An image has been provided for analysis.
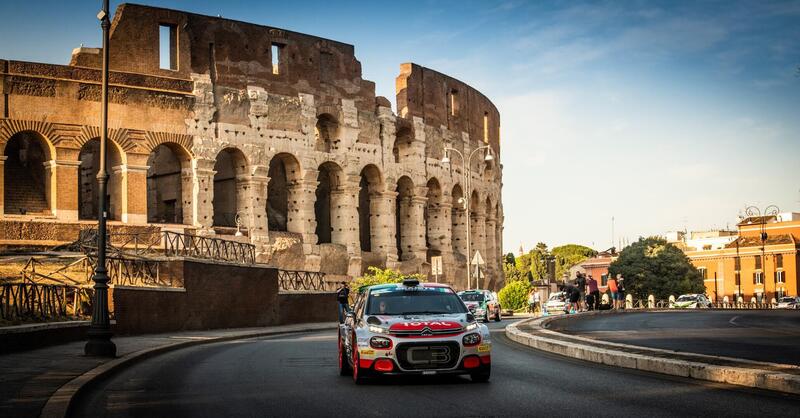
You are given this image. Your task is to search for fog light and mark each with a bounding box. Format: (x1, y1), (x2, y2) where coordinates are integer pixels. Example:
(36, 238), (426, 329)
(462, 333), (481, 347)
(374, 358), (394, 372)
(463, 356), (480, 369)
(370, 336), (392, 349)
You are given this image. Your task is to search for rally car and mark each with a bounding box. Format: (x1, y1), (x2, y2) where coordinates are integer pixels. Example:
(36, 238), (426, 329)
(457, 289), (502, 322)
(338, 279), (492, 384)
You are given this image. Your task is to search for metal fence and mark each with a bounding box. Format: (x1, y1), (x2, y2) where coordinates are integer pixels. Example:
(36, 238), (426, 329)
(163, 231), (256, 264)
(0, 282), (92, 320)
(278, 270), (335, 291)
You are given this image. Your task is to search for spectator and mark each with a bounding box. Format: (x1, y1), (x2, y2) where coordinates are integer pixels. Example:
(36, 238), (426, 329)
(587, 275), (600, 311)
(576, 272), (587, 311)
(336, 281), (350, 323)
(617, 274), (626, 309)
(528, 289), (536, 313)
(533, 291), (541, 315)
(607, 275), (619, 310)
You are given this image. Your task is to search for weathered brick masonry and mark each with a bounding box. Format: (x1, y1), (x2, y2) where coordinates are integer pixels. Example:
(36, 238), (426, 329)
(0, 4), (504, 289)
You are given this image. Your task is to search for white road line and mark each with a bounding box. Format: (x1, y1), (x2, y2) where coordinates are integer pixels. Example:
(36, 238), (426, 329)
(729, 315), (740, 326)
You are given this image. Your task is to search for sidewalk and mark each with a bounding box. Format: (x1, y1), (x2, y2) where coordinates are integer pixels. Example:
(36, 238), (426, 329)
(0, 323), (336, 418)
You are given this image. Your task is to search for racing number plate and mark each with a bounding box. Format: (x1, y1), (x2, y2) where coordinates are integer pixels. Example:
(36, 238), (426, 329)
(407, 346), (451, 365)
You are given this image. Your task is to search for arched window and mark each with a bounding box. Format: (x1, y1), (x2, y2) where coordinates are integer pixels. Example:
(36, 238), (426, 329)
(267, 153), (302, 233)
(212, 148), (248, 228)
(358, 164), (383, 252)
(450, 184), (466, 257)
(315, 162), (343, 244)
(315, 114), (338, 153)
(395, 176), (415, 261)
(78, 138), (123, 220)
(3, 132), (52, 215)
(146, 143), (191, 224)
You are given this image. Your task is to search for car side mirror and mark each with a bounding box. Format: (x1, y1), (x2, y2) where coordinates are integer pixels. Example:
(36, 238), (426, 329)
(345, 311), (355, 319)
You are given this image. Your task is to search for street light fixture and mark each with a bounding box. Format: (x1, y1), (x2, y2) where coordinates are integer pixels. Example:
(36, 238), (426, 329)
(85, 0), (116, 357)
(744, 205), (780, 305)
(441, 144), (494, 290)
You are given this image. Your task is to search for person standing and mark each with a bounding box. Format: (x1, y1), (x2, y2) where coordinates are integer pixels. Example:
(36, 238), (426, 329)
(587, 275), (600, 311)
(336, 281), (350, 323)
(616, 274), (626, 310)
(607, 275), (619, 310)
(576, 272), (587, 312)
(533, 291), (541, 315)
(528, 288), (536, 314)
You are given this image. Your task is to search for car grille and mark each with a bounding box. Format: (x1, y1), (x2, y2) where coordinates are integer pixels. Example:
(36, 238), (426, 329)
(396, 342), (460, 370)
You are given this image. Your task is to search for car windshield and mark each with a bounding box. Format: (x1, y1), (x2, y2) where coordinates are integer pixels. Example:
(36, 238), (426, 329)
(676, 295), (697, 302)
(459, 292), (484, 302)
(549, 293), (564, 301)
(779, 297), (794, 303)
(367, 287), (467, 315)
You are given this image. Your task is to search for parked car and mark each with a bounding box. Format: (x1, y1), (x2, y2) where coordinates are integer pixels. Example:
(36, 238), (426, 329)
(339, 279), (491, 384)
(545, 292), (567, 314)
(672, 294), (711, 309)
(458, 290), (501, 322)
(776, 296), (800, 309)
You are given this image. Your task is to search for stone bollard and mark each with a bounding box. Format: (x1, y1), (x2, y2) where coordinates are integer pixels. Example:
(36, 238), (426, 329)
(723, 295), (729, 308)
(737, 296), (744, 308)
(625, 294), (633, 309)
(668, 295), (676, 308)
(647, 294), (655, 309)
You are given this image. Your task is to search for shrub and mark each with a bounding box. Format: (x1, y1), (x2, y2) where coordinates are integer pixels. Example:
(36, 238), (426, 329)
(498, 280), (532, 311)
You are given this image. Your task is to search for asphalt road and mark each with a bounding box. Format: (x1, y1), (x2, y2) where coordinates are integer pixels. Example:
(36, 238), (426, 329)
(71, 319), (799, 418)
(548, 310), (800, 365)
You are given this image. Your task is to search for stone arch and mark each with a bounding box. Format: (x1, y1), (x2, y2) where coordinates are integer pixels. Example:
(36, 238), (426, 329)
(315, 161), (344, 244)
(484, 195), (497, 289)
(425, 177), (446, 259)
(393, 126), (413, 163)
(3, 131), (55, 215)
(315, 114), (338, 153)
(146, 142), (192, 224)
(395, 175), (415, 261)
(267, 152), (302, 232)
(78, 138), (125, 221)
(212, 147), (249, 228)
(469, 189), (484, 277)
(358, 164), (383, 252)
(451, 184), (466, 257)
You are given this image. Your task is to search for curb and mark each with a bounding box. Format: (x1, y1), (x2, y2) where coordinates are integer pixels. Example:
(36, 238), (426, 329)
(506, 315), (800, 396)
(39, 322), (337, 418)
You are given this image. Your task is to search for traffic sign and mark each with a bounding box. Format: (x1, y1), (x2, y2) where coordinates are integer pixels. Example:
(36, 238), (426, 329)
(471, 250), (485, 266)
(430, 256), (443, 276)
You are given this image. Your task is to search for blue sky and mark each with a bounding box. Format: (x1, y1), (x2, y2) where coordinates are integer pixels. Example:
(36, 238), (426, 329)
(1, 1), (798, 252)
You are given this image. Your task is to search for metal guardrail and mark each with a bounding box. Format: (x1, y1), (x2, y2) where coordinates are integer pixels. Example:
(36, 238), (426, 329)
(163, 231), (256, 264)
(278, 270), (335, 291)
(0, 282), (92, 320)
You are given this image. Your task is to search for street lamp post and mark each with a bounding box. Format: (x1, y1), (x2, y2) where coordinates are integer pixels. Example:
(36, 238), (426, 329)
(85, 0), (116, 357)
(744, 205), (779, 306)
(441, 145), (493, 290)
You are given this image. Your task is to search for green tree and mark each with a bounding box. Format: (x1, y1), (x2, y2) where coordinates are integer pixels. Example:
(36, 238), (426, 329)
(608, 237), (705, 300)
(551, 244), (597, 280)
(498, 280), (532, 311)
(349, 267), (423, 292)
(502, 256), (525, 282)
(528, 242), (549, 281)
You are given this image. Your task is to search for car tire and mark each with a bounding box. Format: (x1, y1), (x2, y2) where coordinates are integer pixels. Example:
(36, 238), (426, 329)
(352, 333), (367, 384)
(494, 309), (501, 322)
(471, 366), (491, 383)
(338, 333), (352, 376)
(483, 312), (489, 323)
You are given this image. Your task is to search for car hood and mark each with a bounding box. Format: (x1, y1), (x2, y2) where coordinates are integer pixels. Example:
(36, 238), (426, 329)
(673, 301), (697, 307)
(463, 301), (483, 309)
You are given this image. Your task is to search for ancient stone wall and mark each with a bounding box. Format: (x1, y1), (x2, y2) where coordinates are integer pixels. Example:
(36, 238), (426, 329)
(0, 4), (504, 290)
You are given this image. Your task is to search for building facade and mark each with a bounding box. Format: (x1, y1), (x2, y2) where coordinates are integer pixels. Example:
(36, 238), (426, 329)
(683, 214), (799, 303)
(0, 4), (504, 289)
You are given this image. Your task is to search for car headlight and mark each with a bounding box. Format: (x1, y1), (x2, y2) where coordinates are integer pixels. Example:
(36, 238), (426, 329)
(462, 332), (481, 347)
(370, 336), (392, 349)
(465, 322), (478, 332)
(368, 325), (389, 334)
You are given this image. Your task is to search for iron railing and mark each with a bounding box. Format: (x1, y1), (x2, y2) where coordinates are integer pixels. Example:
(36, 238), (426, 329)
(82, 255), (170, 287)
(278, 270), (335, 291)
(163, 231), (256, 264)
(0, 282), (92, 320)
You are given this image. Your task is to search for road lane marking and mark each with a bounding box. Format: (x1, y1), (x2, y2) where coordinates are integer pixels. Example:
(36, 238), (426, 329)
(728, 315), (740, 326)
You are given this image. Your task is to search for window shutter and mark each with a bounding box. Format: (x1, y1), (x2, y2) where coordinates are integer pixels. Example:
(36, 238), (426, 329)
(774, 271), (777, 283)
(752, 272), (756, 284)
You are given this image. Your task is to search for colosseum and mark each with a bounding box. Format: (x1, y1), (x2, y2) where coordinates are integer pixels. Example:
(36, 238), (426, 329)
(0, 4), (504, 290)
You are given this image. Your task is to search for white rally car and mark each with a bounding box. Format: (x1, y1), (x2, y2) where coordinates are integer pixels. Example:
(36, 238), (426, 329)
(338, 279), (492, 384)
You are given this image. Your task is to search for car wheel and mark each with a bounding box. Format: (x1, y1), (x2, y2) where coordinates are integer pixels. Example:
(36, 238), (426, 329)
(352, 333), (367, 384)
(471, 366), (491, 383)
(338, 332), (352, 376)
(483, 312), (489, 323)
(494, 308), (501, 322)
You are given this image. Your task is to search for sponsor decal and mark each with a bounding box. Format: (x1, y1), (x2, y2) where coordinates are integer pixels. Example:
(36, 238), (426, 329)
(391, 321), (460, 329)
(478, 344), (491, 352)
(360, 349), (375, 355)
(406, 346), (451, 365)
